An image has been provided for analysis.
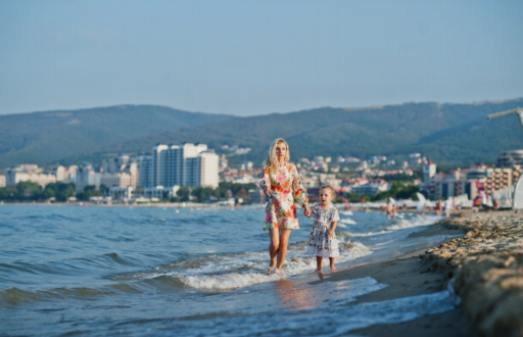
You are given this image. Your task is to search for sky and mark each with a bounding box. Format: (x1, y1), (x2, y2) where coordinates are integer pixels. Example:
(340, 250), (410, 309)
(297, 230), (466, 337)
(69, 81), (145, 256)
(0, 0), (522, 116)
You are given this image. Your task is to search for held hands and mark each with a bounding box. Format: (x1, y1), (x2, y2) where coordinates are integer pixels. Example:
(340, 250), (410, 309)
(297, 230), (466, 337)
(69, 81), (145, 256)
(303, 204), (312, 217)
(327, 229), (334, 239)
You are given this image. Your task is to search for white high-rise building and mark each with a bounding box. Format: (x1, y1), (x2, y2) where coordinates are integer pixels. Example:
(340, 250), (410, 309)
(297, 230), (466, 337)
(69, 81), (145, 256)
(200, 151), (219, 188)
(141, 143), (219, 189)
(152, 144), (169, 187)
(137, 156), (153, 188)
(129, 161), (138, 188)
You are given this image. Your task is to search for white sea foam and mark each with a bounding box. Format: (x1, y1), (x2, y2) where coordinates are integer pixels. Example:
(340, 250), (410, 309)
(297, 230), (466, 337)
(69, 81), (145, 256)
(385, 214), (441, 231)
(178, 241), (372, 291)
(349, 214), (442, 238)
(340, 217), (357, 225)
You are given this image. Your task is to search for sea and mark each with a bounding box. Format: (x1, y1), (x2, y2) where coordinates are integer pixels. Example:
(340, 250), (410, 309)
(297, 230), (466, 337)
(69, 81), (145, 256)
(1, 204), (458, 337)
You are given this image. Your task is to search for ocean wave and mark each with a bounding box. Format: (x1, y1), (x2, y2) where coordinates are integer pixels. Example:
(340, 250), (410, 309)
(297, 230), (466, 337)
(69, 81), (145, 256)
(385, 215), (442, 231)
(178, 241), (371, 291)
(348, 214), (442, 238)
(0, 286), (114, 306)
(0, 252), (139, 279)
(111, 240), (372, 292)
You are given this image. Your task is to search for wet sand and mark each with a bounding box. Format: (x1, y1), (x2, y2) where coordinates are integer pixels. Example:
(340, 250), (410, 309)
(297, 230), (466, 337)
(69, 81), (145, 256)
(320, 222), (476, 337)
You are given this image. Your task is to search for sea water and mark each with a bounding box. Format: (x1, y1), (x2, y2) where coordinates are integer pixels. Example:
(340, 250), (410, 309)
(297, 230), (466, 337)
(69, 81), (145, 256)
(0, 205), (456, 336)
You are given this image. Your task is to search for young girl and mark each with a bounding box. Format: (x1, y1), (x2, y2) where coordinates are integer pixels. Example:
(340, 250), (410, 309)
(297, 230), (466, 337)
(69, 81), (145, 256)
(308, 185), (340, 275)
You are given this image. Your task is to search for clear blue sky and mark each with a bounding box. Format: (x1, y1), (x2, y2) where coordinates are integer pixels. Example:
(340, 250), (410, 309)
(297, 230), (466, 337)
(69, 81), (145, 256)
(1, 0), (522, 116)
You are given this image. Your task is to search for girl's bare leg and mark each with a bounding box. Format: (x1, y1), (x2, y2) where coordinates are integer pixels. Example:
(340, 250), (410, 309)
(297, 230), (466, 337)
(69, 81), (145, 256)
(269, 227), (280, 271)
(276, 229), (291, 269)
(329, 257), (336, 272)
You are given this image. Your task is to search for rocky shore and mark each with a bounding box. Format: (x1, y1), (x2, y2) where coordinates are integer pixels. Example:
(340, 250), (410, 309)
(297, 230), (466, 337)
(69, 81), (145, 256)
(423, 210), (523, 337)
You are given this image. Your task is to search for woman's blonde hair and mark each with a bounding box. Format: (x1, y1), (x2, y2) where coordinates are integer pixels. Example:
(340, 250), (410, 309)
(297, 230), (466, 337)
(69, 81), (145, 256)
(266, 138), (290, 172)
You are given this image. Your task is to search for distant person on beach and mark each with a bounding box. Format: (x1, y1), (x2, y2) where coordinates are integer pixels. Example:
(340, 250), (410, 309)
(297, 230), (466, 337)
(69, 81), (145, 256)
(307, 185), (340, 277)
(385, 197), (397, 220)
(259, 138), (311, 274)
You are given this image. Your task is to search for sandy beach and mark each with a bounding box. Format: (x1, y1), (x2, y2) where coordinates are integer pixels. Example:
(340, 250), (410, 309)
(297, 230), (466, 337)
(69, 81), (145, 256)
(340, 209), (523, 337)
(424, 210), (523, 337)
(327, 245), (473, 336)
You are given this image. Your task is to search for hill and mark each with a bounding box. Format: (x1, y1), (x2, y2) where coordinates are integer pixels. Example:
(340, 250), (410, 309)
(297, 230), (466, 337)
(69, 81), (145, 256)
(0, 105), (232, 167)
(0, 98), (522, 168)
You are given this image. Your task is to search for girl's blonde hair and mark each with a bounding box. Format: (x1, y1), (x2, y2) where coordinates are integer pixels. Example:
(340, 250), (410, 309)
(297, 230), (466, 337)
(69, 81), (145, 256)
(266, 138), (290, 172)
(319, 185), (336, 199)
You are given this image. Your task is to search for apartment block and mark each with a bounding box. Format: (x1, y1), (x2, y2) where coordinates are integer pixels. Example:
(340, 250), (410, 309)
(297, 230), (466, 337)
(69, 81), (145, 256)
(141, 143), (219, 189)
(5, 164), (56, 187)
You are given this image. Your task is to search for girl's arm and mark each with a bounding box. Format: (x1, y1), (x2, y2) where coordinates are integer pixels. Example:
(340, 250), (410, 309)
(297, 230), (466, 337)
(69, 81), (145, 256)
(328, 208), (340, 238)
(328, 220), (337, 238)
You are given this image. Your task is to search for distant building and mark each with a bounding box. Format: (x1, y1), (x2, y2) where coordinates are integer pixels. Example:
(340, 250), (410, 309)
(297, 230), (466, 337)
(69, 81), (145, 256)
(351, 180), (389, 196)
(483, 168), (513, 195)
(75, 164), (100, 192)
(199, 151), (220, 188)
(110, 186), (135, 200)
(422, 162), (437, 182)
(99, 155), (138, 189)
(0, 174), (5, 187)
(139, 143), (220, 189)
(422, 166), (515, 201)
(137, 156), (153, 188)
(497, 149), (523, 168)
(55, 165), (77, 183)
(5, 164), (56, 187)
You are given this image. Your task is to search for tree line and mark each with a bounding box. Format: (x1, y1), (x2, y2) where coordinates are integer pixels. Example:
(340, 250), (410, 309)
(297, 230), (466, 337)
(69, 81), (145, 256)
(0, 181), (418, 203)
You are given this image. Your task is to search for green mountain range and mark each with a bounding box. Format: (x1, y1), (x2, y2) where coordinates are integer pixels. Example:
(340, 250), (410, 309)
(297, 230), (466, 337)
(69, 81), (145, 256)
(1, 98), (522, 169)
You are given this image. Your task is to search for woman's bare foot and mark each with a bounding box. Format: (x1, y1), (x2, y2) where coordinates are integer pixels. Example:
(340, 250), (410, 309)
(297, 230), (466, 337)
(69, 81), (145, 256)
(316, 270), (324, 280)
(275, 267), (285, 277)
(330, 266), (336, 273)
(268, 265), (276, 275)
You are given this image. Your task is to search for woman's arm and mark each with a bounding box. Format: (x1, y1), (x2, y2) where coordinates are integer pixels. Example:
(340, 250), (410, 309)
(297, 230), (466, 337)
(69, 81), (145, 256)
(258, 166), (272, 197)
(290, 164), (311, 215)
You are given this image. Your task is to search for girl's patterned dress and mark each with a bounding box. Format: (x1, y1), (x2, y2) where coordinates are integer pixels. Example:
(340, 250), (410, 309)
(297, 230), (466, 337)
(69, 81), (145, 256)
(308, 204), (340, 258)
(260, 163), (308, 230)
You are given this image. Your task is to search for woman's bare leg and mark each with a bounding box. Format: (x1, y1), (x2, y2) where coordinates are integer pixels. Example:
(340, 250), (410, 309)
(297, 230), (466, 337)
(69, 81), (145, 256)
(269, 227), (280, 271)
(276, 229), (291, 269)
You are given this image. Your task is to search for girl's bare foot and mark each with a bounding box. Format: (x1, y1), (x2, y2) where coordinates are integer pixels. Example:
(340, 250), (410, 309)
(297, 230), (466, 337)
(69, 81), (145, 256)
(268, 265), (276, 274)
(316, 270), (324, 280)
(330, 266), (336, 273)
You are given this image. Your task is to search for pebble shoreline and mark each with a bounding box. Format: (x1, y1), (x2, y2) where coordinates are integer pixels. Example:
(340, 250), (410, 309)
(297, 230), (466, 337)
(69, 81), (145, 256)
(423, 210), (523, 337)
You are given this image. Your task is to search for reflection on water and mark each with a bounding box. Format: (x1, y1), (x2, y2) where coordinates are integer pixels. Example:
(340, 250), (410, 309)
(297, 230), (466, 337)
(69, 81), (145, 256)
(275, 279), (319, 311)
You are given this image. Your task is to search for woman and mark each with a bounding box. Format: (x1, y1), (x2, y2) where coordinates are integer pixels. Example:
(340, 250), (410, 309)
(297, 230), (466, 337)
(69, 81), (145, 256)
(260, 138), (311, 274)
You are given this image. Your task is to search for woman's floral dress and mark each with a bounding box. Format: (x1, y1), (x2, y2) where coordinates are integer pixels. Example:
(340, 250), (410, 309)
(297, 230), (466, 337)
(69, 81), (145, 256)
(260, 163), (308, 230)
(308, 204), (340, 258)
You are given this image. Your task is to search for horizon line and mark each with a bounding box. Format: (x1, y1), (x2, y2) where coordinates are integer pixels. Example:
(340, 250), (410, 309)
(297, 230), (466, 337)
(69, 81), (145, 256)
(1, 95), (523, 118)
